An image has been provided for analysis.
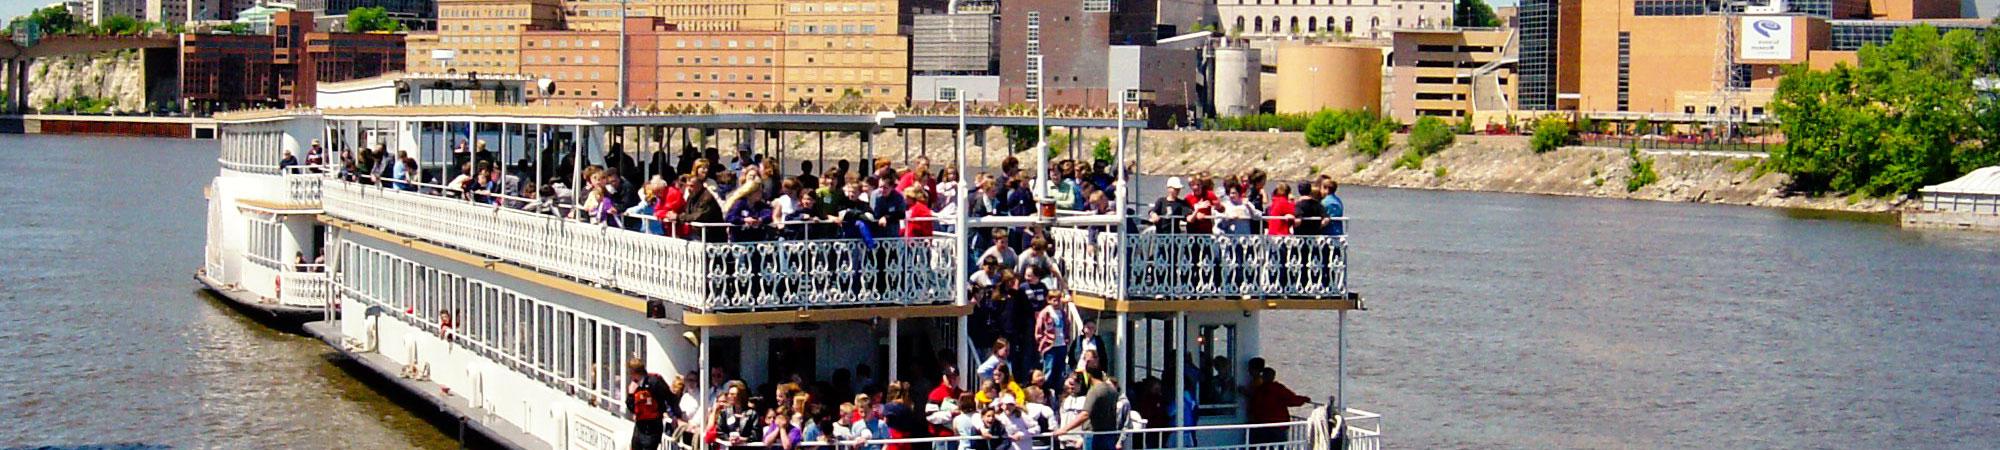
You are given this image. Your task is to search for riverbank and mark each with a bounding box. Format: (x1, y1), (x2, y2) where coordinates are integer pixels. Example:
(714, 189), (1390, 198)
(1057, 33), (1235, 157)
(780, 129), (1902, 213)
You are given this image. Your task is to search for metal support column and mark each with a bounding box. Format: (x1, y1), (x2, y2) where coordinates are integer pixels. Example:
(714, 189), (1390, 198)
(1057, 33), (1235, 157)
(1337, 310), (1346, 413)
(888, 318), (901, 385)
(1174, 311), (1187, 446)
(698, 326), (712, 450)
(954, 96), (973, 389)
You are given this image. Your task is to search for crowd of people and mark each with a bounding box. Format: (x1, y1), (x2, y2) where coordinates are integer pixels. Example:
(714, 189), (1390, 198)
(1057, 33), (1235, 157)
(314, 135), (1345, 450)
(326, 136), (1347, 246)
(621, 346), (1317, 450)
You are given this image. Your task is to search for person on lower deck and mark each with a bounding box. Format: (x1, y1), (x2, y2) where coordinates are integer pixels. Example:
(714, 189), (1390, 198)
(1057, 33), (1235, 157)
(1246, 367), (1309, 445)
(1053, 349), (1122, 450)
(628, 358), (672, 450)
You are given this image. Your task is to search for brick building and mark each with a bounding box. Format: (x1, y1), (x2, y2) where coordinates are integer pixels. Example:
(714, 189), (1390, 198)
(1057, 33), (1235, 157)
(180, 11), (406, 111)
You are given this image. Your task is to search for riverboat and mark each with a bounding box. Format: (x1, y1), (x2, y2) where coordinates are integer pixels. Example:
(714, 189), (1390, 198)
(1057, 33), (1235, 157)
(195, 73), (1379, 450)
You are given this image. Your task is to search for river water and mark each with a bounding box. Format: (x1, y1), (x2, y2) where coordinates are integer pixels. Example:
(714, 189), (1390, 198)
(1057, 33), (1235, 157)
(2, 134), (1996, 448)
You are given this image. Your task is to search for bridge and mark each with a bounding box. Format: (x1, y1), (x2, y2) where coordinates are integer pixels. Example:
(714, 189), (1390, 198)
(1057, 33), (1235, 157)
(0, 33), (181, 113)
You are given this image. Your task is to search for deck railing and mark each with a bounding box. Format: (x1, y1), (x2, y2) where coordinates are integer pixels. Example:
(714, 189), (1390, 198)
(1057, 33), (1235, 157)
(658, 407), (1379, 450)
(278, 266), (329, 308)
(1048, 226), (1348, 300)
(321, 178), (953, 312)
(283, 168), (324, 204)
(1343, 408), (1384, 450)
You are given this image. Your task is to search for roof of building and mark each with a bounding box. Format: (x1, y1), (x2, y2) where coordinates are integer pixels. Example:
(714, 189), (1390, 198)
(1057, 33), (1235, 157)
(1923, 167), (2000, 196)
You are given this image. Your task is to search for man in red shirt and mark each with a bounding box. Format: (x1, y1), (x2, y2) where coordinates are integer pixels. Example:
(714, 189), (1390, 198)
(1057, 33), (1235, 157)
(925, 364), (962, 437)
(1247, 367), (1309, 444)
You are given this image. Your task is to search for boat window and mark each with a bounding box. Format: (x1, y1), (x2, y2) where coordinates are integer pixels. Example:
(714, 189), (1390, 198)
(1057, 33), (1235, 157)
(1195, 324), (1239, 417)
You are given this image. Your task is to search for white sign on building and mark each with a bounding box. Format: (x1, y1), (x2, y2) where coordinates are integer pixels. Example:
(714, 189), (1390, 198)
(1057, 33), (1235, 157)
(1739, 16), (1793, 61)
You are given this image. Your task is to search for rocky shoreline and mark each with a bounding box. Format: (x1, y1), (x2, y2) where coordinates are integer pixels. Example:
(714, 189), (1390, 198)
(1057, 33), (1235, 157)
(776, 128), (1903, 214)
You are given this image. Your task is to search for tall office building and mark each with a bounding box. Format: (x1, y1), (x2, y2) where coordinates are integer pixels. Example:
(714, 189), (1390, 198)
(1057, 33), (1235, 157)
(406, 0), (565, 74)
(1514, 0), (1576, 110)
(1508, 0), (1980, 114)
(88, 0), (146, 24)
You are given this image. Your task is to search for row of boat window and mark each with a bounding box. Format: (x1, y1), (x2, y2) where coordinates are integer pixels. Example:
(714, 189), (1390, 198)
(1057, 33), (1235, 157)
(338, 242), (650, 415)
(220, 130), (286, 174)
(246, 216), (285, 270)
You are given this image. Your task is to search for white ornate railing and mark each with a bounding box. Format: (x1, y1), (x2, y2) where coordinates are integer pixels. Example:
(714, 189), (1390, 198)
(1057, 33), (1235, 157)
(279, 268), (329, 308)
(283, 170), (323, 204)
(321, 179), (953, 311)
(1049, 226), (1348, 300)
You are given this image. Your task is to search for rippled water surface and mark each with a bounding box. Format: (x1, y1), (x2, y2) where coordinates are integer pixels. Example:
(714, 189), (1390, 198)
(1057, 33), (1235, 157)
(0, 134), (453, 449)
(3, 133), (1998, 448)
(1265, 186), (2000, 448)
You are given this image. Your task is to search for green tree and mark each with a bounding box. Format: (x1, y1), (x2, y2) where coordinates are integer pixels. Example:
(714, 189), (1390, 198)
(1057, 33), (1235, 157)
(1351, 123), (1393, 158)
(1454, 0), (1501, 28)
(345, 6), (405, 32)
(7, 5), (81, 35)
(99, 15), (146, 35)
(1303, 110), (1345, 147)
(1407, 116), (1456, 156)
(1530, 116), (1573, 153)
(1769, 25), (1997, 196)
(1092, 137), (1114, 163)
(1626, 147), (1659, 192)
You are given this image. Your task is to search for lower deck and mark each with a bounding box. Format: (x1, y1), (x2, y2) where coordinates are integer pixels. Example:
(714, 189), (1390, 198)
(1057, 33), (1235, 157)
(315, 213), (1380, 450)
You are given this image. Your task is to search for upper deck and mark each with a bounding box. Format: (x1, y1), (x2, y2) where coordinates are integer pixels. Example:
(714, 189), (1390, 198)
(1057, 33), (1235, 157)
(217, 106), (1355, 316)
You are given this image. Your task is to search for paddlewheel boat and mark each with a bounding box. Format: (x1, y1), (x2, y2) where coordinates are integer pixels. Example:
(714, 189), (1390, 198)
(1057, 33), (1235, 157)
(196, 73), (1378, 450)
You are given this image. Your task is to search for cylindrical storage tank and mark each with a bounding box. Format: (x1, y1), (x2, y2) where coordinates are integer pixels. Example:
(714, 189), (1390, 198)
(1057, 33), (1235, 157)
(1212, 46), (1262, 117)
(1275, 44), (1383, 114)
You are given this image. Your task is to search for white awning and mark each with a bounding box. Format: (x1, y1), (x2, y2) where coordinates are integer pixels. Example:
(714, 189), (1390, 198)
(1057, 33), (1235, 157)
(1922, 166), (2000, 196)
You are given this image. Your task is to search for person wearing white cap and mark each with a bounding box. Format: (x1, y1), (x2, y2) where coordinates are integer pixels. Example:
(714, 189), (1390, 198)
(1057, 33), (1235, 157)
(1148, 177), (1194, 234)
(992, 393), (1035, 450)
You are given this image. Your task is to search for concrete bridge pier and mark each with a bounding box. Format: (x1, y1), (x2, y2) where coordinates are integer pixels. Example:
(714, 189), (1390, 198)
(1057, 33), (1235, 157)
(5, 58), (26, 113)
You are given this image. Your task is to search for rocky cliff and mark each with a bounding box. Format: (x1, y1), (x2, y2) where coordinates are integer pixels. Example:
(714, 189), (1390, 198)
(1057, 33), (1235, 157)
(27, 49), (150, 113)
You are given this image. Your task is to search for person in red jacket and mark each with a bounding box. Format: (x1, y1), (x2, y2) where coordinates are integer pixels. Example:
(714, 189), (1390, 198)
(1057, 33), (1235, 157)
(1246, 367), (1310, 444)
(654, 174), (691, 238)
(1265, 184), (1295, 236)
(902, 186), (935, 238)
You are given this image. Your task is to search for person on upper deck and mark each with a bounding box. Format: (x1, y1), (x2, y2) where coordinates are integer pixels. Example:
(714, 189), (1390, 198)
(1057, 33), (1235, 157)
(1218, 186), (1262, 235)
(797, 161), (819, 193)
(726, 182), (775, 242)
(902, 187), (935, 238)
(1266, 184), (1295, 236)
(1318, 177), (1344, 236)
(870, 173), (907, 236)
(1290, 182), (1325, 236)
(1184, 175), (1218, 234)
(680, 175), (725, 242)
(1150, 177), (1194, 234)
(306, 140), (325, 167)
(1002, 178), (1036, 217)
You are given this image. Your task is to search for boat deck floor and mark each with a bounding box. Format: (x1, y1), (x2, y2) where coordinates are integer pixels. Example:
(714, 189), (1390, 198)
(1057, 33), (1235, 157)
(302, 321), (555, 450)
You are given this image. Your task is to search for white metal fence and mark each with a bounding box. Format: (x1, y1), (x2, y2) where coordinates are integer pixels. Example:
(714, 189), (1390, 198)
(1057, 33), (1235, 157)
(321, 178), (955, 311)
(1048, 227), (1348, 300)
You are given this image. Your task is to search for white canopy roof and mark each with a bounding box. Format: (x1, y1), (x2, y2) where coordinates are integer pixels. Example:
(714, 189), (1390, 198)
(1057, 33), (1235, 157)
(1922, 166), (2000, 196)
